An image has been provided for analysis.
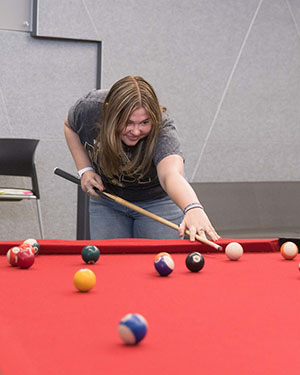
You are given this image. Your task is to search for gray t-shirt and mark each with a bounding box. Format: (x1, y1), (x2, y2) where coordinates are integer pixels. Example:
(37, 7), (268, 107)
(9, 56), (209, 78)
(68, 89), (183, 202)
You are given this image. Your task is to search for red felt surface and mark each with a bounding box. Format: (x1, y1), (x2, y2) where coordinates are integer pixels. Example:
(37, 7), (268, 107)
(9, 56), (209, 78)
(1, 248), (300, 375)
(0, 237), (279, 255)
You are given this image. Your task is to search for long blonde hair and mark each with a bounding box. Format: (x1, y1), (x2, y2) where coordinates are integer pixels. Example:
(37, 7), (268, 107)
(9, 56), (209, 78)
(96, 76), (163, 179)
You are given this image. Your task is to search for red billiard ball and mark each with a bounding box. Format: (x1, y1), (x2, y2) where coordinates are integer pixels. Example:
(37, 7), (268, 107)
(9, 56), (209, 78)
(17, 248), (35, 269)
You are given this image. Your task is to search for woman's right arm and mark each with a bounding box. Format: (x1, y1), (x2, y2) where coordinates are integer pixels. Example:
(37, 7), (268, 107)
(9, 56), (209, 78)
(64, 116), (93, 170)
(64, 116), (104, 195)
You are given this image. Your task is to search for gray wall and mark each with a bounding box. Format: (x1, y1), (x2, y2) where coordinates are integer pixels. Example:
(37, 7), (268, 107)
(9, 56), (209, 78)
(0, 0), (299, 240)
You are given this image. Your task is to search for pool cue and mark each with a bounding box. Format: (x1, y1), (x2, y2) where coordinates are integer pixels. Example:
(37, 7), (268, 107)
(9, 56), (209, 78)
(54, 168), (222, 251)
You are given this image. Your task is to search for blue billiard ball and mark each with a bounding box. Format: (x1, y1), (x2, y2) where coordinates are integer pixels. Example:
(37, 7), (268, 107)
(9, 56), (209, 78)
(118, 313), (148, 344)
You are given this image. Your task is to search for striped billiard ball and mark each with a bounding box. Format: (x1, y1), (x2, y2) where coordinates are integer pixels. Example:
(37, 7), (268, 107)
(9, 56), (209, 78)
(118, 313), (148, 345)
(154, 255), (175, 276)
(6, 247), (21, 266)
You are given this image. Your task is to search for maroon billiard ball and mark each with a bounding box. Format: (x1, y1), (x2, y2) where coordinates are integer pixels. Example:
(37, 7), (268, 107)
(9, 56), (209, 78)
(17, 248), (35, 269)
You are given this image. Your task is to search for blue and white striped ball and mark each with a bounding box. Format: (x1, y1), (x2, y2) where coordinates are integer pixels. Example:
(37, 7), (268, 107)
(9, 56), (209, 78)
(154, 255), (175, 276)
(118, 313), (148, 345)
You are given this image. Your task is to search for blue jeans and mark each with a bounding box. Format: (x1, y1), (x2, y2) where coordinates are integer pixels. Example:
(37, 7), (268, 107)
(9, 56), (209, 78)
(89, 195), (184, 240)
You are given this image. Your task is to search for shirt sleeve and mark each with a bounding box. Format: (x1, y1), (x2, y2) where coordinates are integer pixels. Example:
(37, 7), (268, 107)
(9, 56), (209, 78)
(67, 89), (108, 145)
(153, 110), (184, 166)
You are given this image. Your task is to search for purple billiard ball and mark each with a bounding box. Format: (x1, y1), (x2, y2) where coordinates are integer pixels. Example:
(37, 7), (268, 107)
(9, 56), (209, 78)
(154, 255), (174, 276)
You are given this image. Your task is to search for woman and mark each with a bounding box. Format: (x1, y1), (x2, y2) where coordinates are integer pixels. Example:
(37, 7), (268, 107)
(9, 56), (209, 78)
(64, 75), (220, 241)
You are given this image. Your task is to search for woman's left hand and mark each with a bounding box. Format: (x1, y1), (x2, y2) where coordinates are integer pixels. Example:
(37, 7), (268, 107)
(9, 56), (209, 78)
(179, 208), (220, 241)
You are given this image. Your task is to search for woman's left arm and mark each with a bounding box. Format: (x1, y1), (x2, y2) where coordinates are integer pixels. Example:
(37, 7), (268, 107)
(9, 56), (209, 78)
(157, 154), (220, 241)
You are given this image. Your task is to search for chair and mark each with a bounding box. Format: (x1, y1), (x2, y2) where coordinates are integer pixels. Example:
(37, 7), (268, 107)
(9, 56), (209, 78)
(0, 138), (44, 238)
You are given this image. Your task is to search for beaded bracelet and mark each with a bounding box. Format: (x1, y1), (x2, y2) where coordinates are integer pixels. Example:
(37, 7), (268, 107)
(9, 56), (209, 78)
(183, 202), (204, 215)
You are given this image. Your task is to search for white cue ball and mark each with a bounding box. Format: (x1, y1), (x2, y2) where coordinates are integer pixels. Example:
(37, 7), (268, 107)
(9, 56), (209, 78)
(225, 242), (244, 261)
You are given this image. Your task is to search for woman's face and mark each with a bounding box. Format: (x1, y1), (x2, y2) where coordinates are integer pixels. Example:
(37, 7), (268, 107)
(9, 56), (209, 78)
(120, 107), (152, 146)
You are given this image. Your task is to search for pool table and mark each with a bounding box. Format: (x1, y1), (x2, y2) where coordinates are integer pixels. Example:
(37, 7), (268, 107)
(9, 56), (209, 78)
(0, 237), (300, 375)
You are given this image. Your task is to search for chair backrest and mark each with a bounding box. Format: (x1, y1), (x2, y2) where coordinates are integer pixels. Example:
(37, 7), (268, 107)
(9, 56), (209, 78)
(0, 138), (40, 198)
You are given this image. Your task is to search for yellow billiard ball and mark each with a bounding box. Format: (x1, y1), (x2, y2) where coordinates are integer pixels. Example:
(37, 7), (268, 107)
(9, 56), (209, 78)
(73, 269), (96, 292)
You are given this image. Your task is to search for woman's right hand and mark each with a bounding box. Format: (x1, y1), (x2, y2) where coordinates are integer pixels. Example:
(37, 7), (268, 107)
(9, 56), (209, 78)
(81, 171), (104, 196)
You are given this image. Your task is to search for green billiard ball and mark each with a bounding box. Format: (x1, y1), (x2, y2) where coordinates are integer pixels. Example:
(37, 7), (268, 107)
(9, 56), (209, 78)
(81, 245), (100, 264)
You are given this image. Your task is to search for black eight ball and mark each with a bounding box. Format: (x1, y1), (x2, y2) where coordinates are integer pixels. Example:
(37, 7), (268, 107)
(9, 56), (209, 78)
(185, 252), (205, 272)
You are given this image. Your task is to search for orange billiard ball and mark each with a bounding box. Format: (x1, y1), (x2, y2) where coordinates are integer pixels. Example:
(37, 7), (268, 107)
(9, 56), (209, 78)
(280, 241), (298, 260)
(154, 251), (172, 262)
(22, 238), (40, 255)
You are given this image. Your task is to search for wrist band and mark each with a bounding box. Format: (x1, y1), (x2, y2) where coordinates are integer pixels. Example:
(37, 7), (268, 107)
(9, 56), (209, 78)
(183, 202), (204, 215)
(77, 167), (94, 178)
